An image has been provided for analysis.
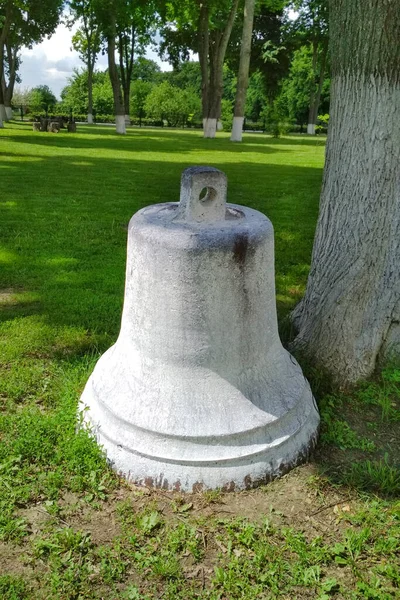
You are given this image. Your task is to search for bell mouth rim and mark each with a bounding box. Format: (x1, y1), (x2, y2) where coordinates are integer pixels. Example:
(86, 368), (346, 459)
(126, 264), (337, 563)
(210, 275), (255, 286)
(80, 381), (317, 465)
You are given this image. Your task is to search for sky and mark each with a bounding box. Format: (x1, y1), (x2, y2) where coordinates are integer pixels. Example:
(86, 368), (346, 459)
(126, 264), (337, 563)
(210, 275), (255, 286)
(17, 22), (172, 99)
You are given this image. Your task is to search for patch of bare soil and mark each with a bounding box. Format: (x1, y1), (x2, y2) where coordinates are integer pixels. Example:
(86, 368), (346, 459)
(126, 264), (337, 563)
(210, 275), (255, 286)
(0, 289), (18, 305)
(12, 463), (356, 549)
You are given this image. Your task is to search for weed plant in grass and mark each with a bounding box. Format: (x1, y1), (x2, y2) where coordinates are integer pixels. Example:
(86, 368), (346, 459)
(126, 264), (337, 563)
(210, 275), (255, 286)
(0, 123), (399, 599)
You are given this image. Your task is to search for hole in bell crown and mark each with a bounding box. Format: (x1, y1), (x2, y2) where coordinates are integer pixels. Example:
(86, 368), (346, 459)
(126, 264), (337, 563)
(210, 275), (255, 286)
(199, 186), (217, 205)
(79, 166), (320, 492)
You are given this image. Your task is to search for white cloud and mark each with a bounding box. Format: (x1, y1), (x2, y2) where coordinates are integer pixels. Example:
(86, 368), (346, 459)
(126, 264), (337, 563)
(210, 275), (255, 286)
(18, 22), (172, 99)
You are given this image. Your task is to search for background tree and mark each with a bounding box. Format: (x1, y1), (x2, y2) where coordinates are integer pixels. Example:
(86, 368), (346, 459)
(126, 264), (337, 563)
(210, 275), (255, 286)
(117, 0), (157, 123)
(276, 44), (330, 128)
(132, 56), (161, 83)
(165, 61), (202, 94)
(27, 84), (57, 114)
(92, 0), (126, 134)
(130, 79), (153, 121)
(161, 0), (240, 138)
(2, 39), (21, 120)
(290, 0), (329, 134)
(244, 70), (267, 122)
(230, 0), (256, 142)
(144, 80), (200, 127)
(68, 0), (101, 124)
(0, 0), (13, 125)
(60, 68), (114, 115)
(0, 0), (63, 125)
(292, 0), (400, 384)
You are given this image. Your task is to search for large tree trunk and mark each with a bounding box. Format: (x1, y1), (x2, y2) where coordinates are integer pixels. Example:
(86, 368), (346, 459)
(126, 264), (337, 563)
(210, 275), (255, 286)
(292, 0), (400, 385)
(107, 22), (126, 135)
(230, 0), (256, 142)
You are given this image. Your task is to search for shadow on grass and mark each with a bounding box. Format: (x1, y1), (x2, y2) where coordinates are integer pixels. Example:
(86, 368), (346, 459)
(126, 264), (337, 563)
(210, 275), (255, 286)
(1, 143), (398, 502)
(2, 125), (326, 156)
(0, 150), (321, 336)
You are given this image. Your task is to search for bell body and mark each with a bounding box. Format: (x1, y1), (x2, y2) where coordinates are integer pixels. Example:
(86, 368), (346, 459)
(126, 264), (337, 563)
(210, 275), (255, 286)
(80, 167), (319, 491)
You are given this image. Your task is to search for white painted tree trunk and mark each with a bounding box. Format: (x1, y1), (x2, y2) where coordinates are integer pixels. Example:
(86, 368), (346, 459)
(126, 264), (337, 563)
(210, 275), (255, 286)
(0, 114), (3, 128)
(231, 116), (244, 141)
(292, 0), (400, 384)
(124, 114), (130, 125)
(204, 118), (217, 138)
(115, 114), (126, 135)
(0, 103), (6, 122)
(307, 123), (316, 135)
(87, 113), (93, 124)
(217, 119), (223, 131)
(5, 106), (12, 120)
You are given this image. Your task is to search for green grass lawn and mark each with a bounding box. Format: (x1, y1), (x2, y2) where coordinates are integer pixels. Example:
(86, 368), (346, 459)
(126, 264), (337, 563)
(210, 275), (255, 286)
(0, 123), (399, 600)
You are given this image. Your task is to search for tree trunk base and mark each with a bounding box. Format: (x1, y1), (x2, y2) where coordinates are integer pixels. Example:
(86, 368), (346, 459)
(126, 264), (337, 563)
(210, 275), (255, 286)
(124, 114), (131, 125)
(87, 114), (93, 125)
(307, 123), (316, 135)
(115, 115), (127, 135)
(203, 118), (217, 138)
(5, 106), (12, 121)
(230, 116), (244, 142)
(0, 104), (7, 122)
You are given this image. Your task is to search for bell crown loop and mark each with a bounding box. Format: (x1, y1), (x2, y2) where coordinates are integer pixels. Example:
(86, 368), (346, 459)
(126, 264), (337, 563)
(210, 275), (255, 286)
(178, 166), (227, 223)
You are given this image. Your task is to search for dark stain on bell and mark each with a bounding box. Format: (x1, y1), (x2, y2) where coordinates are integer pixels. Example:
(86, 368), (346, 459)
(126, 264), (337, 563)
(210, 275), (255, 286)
(232, 232), (252, 316)
(232, 232), (249, 269)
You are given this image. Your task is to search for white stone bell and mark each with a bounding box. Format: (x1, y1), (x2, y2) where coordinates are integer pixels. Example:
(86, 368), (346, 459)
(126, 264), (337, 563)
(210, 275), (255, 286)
(80, 166), (319, 491)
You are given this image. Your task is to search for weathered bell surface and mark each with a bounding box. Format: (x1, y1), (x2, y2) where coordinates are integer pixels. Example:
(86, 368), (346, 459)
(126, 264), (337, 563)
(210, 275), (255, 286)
(80, 166), (319, 491)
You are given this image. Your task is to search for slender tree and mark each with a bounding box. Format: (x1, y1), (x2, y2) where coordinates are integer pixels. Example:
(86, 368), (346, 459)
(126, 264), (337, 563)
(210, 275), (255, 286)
(290, 0), (329, 134)
(230, 0), (256, 141)
(199, 0), (240, 137)
(69, 0), (101, 124)
(117, 1), (156, 123)
(292, 0), (400, 384)
(92, 0), (126, 133)
(3, 40), (20, 120)
(0, 0), (12, 125)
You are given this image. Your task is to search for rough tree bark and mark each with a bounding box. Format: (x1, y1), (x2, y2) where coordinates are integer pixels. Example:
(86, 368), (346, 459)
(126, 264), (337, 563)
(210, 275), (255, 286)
(198, 0), (240, 138)
(292, 0), (400, 384)
(230, 0), (256, 142)
(307, 40), (328, 135)
(107, 14), (126, 135)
